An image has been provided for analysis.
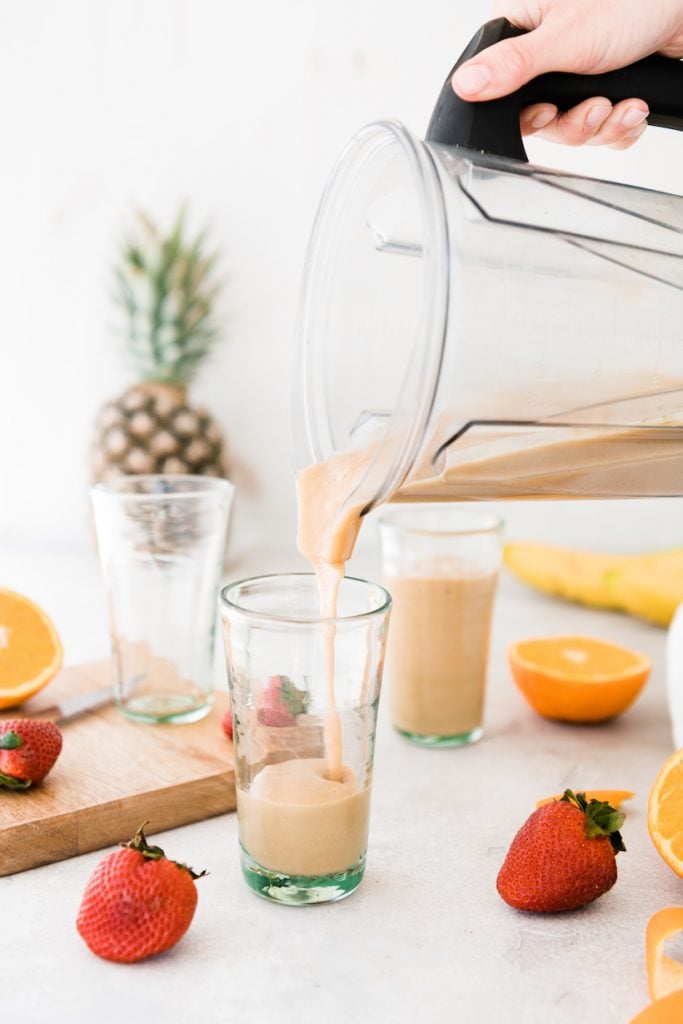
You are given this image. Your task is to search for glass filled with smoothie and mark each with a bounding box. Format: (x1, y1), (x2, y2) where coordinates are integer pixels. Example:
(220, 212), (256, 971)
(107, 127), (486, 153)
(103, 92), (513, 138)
(220, 573), (391, 905)
(378, 507), (503, 747)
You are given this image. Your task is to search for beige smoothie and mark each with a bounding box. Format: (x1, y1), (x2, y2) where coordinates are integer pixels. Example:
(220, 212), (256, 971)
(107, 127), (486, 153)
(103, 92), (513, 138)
(397, 424), (683, 501)
(238, 758), (370, 876)
(386, 563), (498, 737)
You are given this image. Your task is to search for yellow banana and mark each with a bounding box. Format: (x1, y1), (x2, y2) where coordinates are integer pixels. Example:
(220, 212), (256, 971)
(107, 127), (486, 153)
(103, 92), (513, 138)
(504, 542), (683, 627)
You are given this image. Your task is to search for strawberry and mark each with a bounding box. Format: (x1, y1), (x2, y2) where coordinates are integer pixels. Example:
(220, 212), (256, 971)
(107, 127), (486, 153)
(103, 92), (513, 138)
(77, 823), (206, 963)
(0, 719), (62, 788)
(221, 708), (233, 740)
(256, 675), (309, 728)
(496, 790), (626, 913)
(257, 702), (295, 728)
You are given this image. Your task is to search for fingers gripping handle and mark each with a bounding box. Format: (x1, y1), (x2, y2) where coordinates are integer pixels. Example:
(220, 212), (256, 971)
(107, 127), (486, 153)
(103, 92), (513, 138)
(426, 17), (683, 161)
(427, 19), (530, 160)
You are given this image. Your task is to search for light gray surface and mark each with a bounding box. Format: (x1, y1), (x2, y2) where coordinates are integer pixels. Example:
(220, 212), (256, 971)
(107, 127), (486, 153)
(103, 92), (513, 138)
(3, 508), (682, 1024)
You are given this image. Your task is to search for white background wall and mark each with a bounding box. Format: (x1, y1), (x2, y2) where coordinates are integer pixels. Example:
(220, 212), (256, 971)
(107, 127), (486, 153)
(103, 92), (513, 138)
(1, 0), (681, 567)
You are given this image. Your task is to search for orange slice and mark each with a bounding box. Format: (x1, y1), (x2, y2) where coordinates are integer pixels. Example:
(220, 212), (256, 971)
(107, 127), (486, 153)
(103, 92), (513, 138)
(646, 908), (683, 1000)
(629, 991), (683, 1024)
(536, 790), (635, 809)
(648, 750), (683, 879)
(508, 635), (652, 723)
(0, 588), (63, 708)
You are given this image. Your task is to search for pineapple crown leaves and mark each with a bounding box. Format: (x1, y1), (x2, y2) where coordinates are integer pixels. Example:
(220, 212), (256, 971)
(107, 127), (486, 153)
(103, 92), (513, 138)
(560, 790), (626, 854)
(114, 206), (223, 387)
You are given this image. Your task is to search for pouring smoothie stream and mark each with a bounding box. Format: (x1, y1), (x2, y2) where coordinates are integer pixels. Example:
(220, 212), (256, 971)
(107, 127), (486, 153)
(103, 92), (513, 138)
(296, 446), (377, 781)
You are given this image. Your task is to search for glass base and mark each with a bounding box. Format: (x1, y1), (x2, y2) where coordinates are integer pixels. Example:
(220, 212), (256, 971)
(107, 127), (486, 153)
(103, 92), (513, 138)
(117, 692), (213, 725)
(240, 845), (366, 905)
(396, 725), (483, 748)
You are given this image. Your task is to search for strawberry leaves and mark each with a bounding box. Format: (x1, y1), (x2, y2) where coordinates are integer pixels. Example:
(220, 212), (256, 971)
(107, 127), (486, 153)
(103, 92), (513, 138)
(276, 677), (310, 717)
(561, 789), (626, 854)
(0, 770), (31, 790)
(0, 730), (24, 750)
(124, 822), (208, 880)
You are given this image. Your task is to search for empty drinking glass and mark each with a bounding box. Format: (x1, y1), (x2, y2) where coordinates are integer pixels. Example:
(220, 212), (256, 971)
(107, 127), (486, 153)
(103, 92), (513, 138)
(92, 474), (234, 723)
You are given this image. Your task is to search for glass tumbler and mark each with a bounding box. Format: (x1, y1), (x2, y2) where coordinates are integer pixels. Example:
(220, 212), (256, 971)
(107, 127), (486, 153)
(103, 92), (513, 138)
(378, 507), (503, 747)
(220, 573), (391, 905)
(92, 474), (234, 724)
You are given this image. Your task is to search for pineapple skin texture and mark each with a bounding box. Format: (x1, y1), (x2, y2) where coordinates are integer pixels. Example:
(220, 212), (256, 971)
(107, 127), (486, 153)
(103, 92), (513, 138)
(91, 383), (227, 482)
(504, 542), (683, 628)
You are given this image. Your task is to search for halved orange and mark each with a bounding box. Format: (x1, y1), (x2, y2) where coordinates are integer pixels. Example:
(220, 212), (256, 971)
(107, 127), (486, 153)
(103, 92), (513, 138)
(0, 588), (63, 708)
(648, 750), (683, 879)
(646, 907), (683, 1000)
(536, 789), (635, 809)
(508, 635), (651, 723)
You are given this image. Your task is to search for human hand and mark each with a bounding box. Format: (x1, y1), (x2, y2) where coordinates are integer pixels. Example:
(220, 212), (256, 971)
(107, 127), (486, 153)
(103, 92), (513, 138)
(451, 0), (683, 148)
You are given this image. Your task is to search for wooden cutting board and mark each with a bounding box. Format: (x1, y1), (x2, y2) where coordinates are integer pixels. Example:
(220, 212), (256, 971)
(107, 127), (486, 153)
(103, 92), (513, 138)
(0, 661), (235, 876)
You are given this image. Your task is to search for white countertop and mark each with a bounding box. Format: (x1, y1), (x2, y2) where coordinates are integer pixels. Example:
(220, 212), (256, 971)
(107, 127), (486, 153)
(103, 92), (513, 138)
(3, 503), (682, 1024)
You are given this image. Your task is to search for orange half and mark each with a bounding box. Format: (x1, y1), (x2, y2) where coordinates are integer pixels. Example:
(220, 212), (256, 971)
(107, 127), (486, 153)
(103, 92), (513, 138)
(648, 750), (683, 879)
(508, 635), (652, 723)
(0, 588), (63, 708)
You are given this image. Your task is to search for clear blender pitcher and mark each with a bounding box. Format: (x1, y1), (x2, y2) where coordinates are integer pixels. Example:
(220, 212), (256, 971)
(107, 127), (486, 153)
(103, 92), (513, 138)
(292, 19), (683, 510)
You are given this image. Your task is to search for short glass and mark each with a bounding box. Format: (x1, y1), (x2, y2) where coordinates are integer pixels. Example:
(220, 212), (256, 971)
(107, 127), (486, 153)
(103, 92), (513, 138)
(220, 573), (391, 905)
(378, 507), (503, 747)
(92, 474), (234, 724)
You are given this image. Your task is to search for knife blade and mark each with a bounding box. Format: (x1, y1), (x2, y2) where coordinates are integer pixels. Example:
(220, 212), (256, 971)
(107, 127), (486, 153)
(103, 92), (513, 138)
(34, 686), (116, 726)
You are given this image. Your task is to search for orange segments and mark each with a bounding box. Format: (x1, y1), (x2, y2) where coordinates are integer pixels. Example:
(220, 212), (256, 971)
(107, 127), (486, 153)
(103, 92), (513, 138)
(536, 790), (635, 809)
(646, 908), (683, 1000)
(629, 992), (683, 1024)
(0, 588), (63, 708)
(628, 906), (683, 1022)
(648, 750), (683, 879)
(508, 635), (651, 723)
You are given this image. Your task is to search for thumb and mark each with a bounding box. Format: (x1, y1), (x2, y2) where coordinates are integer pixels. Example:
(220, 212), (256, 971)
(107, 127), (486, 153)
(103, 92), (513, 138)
(452, 28), (554, 101)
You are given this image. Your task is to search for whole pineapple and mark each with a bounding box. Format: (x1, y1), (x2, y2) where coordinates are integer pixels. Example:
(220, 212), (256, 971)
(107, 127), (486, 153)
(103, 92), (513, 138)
(91, 210), (227, 482)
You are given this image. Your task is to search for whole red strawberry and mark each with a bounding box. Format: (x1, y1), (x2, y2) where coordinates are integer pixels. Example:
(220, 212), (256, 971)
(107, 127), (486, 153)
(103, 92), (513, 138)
(256, 675), (309, 728)
(0, 719), (63, 788)
(496, 790), (626, 913)
(77, 823), (206, 963)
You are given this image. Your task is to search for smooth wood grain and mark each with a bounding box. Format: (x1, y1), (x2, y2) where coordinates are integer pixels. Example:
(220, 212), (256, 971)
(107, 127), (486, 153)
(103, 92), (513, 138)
(0, 661), (235, 876)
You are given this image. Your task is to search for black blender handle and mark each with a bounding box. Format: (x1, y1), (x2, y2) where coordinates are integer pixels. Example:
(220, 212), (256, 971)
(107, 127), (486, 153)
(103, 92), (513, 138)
(426, 17), (683, 161)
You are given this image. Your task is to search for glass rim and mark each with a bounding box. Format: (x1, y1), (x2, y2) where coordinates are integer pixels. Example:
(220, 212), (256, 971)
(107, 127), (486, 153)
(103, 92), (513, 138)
(91, 474), (235, 501)
(377, 506), (504, 538)
(219, 572), (392, 626)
